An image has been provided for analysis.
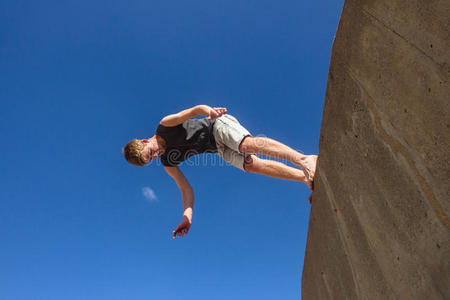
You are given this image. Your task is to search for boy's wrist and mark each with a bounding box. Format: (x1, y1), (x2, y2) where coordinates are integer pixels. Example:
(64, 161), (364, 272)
(183, 208), (193, 223)
(183, 214), (192, 223)
(195, 105), (211, 117)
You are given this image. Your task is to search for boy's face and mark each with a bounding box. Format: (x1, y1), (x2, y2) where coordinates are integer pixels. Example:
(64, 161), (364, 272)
(141, 139), (161, 164)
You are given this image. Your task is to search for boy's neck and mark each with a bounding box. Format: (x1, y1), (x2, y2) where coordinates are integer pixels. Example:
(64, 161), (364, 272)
(154, 135), (166, 151)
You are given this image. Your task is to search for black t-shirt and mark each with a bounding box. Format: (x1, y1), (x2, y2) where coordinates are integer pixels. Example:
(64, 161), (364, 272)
(155, 118), (217, 167)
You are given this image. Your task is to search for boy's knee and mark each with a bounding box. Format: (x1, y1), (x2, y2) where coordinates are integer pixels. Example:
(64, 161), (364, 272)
(243, 154), (258, 172)
(239, 135), (253, 153)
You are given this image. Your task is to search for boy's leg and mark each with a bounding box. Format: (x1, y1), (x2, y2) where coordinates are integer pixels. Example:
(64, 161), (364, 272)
(239, 136), (317, 188)
(244, 155), (313, 203)
(243, 155), (306, 182)
(212, 114), (316, 189)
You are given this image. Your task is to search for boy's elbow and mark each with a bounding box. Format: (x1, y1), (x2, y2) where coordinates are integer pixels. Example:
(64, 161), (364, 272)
(160, 114), (180, 126)
(180, 184), (193, 195)
(182, 184), (193, 193)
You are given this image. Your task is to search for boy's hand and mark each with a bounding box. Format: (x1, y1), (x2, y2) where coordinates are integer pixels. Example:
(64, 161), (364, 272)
(207, 107), (227, 120)
(172, 215), (191, 239)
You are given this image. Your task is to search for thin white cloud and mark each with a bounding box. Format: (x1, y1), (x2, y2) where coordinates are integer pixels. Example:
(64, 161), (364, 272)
(142, 187), (158, 202)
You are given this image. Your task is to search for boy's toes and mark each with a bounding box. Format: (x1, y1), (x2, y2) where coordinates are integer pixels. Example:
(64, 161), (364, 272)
(307, 179), (313, 191)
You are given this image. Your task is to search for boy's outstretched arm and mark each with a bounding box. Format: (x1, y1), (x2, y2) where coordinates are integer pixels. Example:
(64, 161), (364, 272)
(164, 166), (194, 239)
(160, 105), (227, 127)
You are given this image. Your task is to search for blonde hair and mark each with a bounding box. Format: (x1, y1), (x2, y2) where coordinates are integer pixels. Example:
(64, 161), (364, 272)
(122, 139), (147, 166)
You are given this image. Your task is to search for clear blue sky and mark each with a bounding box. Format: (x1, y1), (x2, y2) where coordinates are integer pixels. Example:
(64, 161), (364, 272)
(0, 1), (343, 299)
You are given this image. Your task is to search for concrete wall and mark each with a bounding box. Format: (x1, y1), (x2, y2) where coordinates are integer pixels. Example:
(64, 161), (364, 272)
(301, 1), (450, 299)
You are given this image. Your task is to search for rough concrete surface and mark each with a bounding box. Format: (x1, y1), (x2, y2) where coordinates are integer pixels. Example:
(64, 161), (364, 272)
(302, 0), (450, 299)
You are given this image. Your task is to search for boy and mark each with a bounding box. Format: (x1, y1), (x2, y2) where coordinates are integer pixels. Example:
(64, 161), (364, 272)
(123, 105), (317, 239)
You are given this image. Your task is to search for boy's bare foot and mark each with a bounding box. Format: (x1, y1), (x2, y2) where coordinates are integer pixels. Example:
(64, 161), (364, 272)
(298, 155), (318, 192)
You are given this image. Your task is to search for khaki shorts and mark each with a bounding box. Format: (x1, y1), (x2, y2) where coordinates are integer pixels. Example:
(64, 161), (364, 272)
(212, 114), (252, 171)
